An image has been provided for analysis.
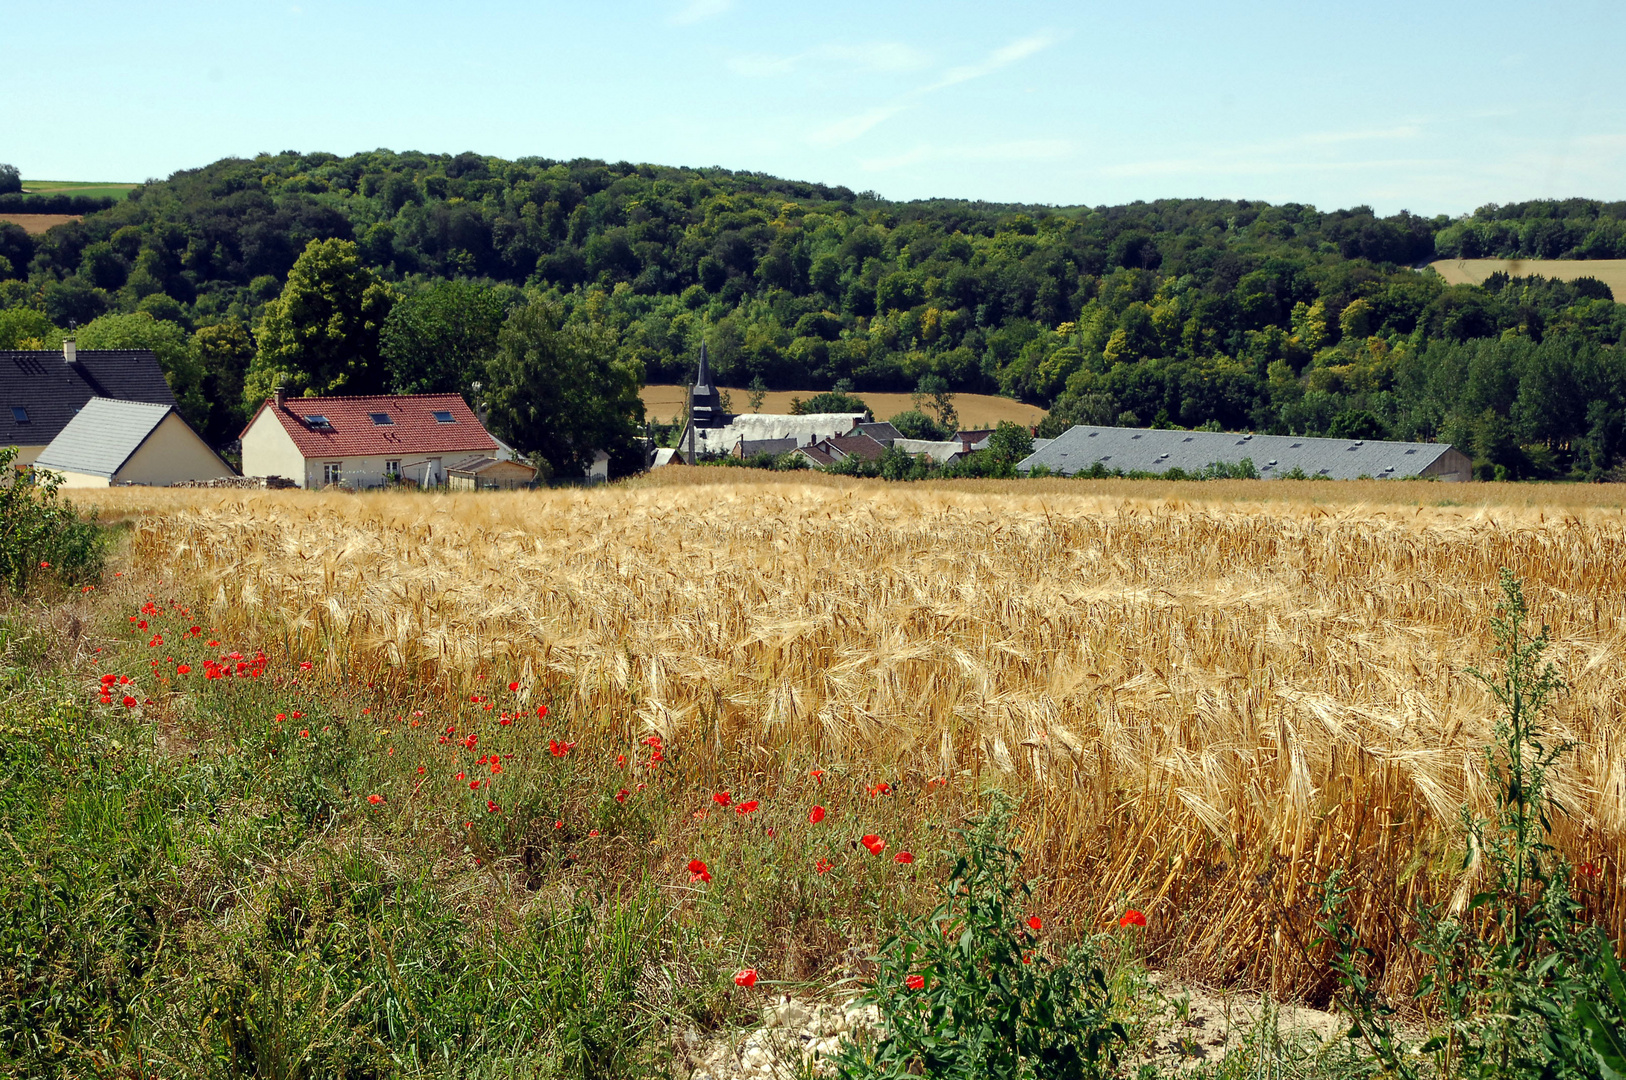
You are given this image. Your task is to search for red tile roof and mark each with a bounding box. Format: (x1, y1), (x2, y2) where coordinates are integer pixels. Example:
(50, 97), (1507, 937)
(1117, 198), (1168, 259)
(245, 393), (498, 458)
(825, 433), (888, 462)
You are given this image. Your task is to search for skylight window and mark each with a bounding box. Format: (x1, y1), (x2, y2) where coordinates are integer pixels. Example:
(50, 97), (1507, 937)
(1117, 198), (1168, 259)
(10, 406), (27, 423)
(303, 414), (331, 430)
(432, 410), (456, 424)
(369, 412), (394, 426)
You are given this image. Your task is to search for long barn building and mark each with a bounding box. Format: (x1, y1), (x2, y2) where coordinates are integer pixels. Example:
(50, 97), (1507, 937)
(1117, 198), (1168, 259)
(1018, 426), (1471, 481)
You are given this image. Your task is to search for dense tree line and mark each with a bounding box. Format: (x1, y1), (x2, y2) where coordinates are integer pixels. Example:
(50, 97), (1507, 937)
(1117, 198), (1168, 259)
(2, 149), (1625, 477)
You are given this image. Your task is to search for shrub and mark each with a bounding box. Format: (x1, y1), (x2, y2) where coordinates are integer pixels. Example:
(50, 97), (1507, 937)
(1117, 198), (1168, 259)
(0, 447), (106, 593)
(833, 800), (1127, 1080)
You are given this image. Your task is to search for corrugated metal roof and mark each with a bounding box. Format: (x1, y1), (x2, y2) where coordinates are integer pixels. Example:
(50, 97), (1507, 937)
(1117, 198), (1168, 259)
(1018, 425), (1464, 480)
(34, 398), (173, 478)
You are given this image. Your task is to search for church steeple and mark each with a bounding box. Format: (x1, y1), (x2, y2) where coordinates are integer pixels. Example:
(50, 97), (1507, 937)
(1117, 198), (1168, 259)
(689, 342), (724, 429)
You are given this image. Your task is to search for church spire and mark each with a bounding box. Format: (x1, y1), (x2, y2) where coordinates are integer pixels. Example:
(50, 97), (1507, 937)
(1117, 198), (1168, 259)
(689, 341), (724, 429)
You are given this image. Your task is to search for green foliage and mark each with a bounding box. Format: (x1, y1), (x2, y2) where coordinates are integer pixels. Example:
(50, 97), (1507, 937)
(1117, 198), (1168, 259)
(245, 238), (395, 408)
(381, 278), (513, 398)
(832, 799), (1127, 1080)
(791, 389), (870, 416)
(1321, 572), (1602, 1080)
(888, 410), (951, 441)
(984, 420), (1034, 465)
(0, 164), (19, 196)
(484, 299), (645, 478)
(1578, 934), (1626, 1080)
(0, 447), (106, 593)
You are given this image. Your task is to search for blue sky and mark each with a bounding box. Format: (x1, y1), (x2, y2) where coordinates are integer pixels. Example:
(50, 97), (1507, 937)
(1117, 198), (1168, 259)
(9, 0), (1625, 216)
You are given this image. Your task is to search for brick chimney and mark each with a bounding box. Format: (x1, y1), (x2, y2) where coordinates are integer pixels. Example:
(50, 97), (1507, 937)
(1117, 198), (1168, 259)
(63, 336), (76, 364)
(275, 383), (286, 410)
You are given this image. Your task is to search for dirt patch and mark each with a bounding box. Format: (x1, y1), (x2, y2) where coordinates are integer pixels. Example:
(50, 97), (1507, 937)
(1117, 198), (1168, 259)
(643, 385), (1047, 428)
(0, 213), (83, 235)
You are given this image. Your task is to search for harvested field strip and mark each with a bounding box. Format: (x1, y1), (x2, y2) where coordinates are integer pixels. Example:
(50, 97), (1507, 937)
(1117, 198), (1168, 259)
(1431, 257), (1626, 298)
(641, 384), (1047, 428)
(102, 478), (1626, 998)
(0, 213), (83, 235)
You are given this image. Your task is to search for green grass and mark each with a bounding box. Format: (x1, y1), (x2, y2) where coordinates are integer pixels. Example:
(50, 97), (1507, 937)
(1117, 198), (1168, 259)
(19, 179), (137, 200)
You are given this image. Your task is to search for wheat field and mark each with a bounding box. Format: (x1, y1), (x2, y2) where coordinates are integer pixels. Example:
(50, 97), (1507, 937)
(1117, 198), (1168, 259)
(93, 474), (1626, 998)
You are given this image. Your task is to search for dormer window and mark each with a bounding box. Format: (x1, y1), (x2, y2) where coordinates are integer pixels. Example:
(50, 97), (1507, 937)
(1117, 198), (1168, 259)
(432, 410), (456, 424)
(369, 412), (394, 426)
(303, 414), (332, 430)
(10, 406), (27, 423)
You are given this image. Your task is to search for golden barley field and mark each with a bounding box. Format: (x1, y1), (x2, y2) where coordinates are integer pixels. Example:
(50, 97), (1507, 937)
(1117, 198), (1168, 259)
(93, 474), (1626, 998)
(1431, 257), (1626, 297)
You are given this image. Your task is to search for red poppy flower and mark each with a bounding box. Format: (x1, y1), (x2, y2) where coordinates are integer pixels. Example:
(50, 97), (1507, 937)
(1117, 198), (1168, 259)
(416, 766), (426, 774)
(554, 820), (564, 829)
(906, 974), (925, 990)
(588, 829), (599, 837)
(367, 794), (384, 805)
(1027, 916), (1043, 931)
(809, 805), (826, 824)
(894, 851), (914, 864)
(1580, 861), (1602, 878)
(487, 800), (501, 813)
(642, 734), (662, 747)
(734, 968), (758, 988)
(815, 858), (833, 875)
(508, 681), (520, 692)
(616, 788), (630, 803)
(868, 781), (891, 797)
(536, 705), (549, 718)
(100, 673), (117, 685)
(291, 711), (303, 719)
(298, 660), (312, 671)
(121, 695), (137, 708)
(490, 760), (502, 775)
(189, 625), (201, 636)
(616, 754), (627, 768)
(687, 858), (711, 883)
(469, 781), (481, 790)
(713, 791), (732, 807)
(735, 800), (759, 815)
(299, 730), (309, 738)
(118, 675), (130, 685)
(455, 772), (466, 781)
(464, 734), (479, 750)
(861, 835), (885, 855)
(549, 739), (576, 757)
(1120, 909), (1147, 928)
(138, 620), (148, 630)
(810, 768), (825, 783)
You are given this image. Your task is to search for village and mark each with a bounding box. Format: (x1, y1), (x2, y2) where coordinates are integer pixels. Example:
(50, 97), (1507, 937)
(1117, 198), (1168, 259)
(3, 337), (1471, 490)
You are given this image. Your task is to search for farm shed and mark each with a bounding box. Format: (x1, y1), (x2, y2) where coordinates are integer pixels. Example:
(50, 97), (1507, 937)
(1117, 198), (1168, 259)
(447, 455), (538, 490)
(892, 438), (965, 465)
(1, 340), (176, 468)
(240, 390), (498, 489)
(32, 398), (234, 487)
(1018, 425), (1472, 481)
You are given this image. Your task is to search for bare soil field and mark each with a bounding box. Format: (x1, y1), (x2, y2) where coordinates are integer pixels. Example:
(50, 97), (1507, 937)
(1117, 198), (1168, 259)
(92, 472), (1626, 999)
(642, 384), (1048, 428)
(1431, 257), (1626, 297)
(0, 213), (83, 235)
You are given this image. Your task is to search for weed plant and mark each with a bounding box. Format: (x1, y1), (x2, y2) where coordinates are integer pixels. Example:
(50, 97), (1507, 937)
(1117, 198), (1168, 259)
(0, 446), (106, 592)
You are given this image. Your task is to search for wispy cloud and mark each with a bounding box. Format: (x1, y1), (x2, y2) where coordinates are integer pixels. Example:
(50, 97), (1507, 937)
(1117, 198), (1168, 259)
(924, 34), (1054, 92)
(669, 0), (732, 26)
(807, 32), (1060, 147)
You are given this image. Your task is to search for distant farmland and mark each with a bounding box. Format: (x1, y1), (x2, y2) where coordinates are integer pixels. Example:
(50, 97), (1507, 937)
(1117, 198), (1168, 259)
(0, 213), (82, 235)
(20, 179), (137, 201)
(642, 385), (1047, 428)
(1431, 257), (1626, 298)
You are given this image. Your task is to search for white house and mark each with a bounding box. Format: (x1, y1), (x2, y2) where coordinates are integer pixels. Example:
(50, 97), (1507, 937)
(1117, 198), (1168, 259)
(240, 390), (499, 489)
(33, 398), (234, 487)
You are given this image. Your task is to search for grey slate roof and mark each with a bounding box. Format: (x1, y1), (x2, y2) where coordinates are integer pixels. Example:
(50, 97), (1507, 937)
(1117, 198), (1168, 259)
(34, 398), (175, 478)
(1, 349), (175, 449)
(738, 437), (800, 457)
(855, 421), (903, 445)
(1018, 425), (1464, 480)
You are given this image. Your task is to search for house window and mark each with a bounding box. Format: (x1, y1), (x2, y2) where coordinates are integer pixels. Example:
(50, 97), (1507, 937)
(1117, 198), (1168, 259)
(323, 462), (342, 485)
(369, 412), (394, 426)
(385, 459), (400, 479)
(10, 406), (27, 423)
(432, 410), (456, 424)
(304, 414), (332, 430)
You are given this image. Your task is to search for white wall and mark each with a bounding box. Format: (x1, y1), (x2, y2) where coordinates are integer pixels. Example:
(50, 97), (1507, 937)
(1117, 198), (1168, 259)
(240, 408), (310, 486)
(115, 413), (233, 486)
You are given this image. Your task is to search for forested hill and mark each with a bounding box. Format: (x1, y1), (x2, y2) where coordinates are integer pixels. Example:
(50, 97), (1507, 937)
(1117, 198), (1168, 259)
(3, 149), (1626, 479)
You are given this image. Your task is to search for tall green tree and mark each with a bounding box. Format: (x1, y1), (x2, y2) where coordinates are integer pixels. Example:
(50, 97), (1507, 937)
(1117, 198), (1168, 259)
(77, 312), (206, 433)
(380, 279), (510, 398)
(244, 238), (394, 409)
(0, 164), (20, 196)
(193, 320), (255, 445)
(482, 300), (645, 479)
